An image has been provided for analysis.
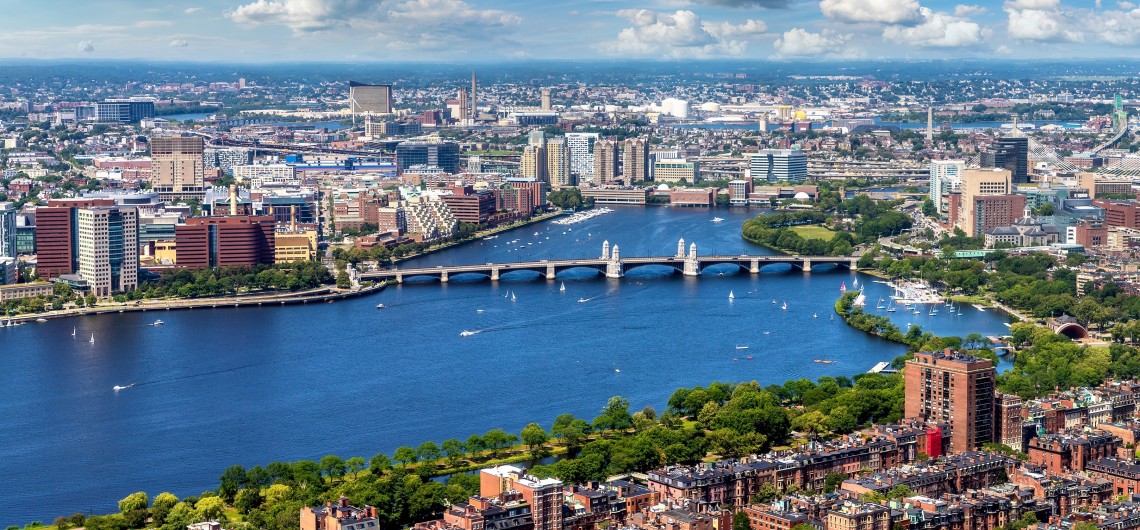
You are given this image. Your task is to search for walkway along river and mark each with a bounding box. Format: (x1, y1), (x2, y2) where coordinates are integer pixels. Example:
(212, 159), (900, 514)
(0, 206), (1015, 524)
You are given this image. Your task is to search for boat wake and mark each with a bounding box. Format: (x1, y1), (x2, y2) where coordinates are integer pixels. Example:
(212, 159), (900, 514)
(112, 362), (263, 392)
(460, 330), (482, 337)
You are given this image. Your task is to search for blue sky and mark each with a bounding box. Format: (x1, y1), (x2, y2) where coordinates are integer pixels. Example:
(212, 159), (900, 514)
(0, 0), (1133, 61)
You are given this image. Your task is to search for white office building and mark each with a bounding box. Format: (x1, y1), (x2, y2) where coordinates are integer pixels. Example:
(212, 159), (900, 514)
(750, 150), (807, 183)
(565, 132), (599, 181)
(930, 160), (965, 218)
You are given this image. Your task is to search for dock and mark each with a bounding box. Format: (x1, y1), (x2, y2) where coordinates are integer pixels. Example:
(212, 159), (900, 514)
(868, 362), (898, 374)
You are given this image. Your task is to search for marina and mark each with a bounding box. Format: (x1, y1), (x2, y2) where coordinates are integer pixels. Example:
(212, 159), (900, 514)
(552, 207), (614, 225)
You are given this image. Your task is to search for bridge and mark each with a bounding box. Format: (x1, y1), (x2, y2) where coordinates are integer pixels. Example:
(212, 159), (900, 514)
(359, 239), (858, 284)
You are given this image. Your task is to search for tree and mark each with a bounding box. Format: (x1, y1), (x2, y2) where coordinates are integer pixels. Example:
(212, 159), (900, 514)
(264, 484), (291, 507)
(442, 439), (466, 466)
(752, 482), (779, 504)
(823, 472), (846, 493)
(482, 428), (519, 457)
(466, 434), (486, 455)
(733, 512), (751, 530)
(194, 496), (226, 521)
(151, 492), (179, 525)
(593, 396), (634, 431)
(234, 488), (263, 514)
(320, 455), (348, 479)
(417, 441), (442, 463)
(394, 446), (418, 467)
(118, 491), (148, 515)
(521, 423), (550, 457)
(346, 456), (367, 479)
(218, 464), (247, 502)
(369, 452), (392, 475)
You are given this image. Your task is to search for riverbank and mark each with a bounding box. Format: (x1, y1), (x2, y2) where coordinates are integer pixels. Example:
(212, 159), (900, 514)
(4, 282), (386, 324)
(388, 210), (564, 266)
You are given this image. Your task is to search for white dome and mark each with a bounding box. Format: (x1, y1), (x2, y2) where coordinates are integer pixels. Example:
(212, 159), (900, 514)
(794, 192), (811, 200)
(657, 184), (670, 191)
(699, 102), (720, 112)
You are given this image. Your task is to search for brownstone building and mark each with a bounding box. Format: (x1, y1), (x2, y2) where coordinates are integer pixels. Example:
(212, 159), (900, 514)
(1095, 200), (1140, 228)
(301, 497), (379, 530)
(1027, 432), (1120, 474)
(826, 502), (890, 530)
(905, 350), (997, 452)
(442, 185), (496, 224)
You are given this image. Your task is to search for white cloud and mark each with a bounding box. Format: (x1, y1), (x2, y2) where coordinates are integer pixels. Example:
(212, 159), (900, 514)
(819, 0), (922, 24)
(377, 0), (521, 51)
(227, 0), (377, 32)
(185, 7), (203, 14)
(772, 27), (850, 56)
(954, 4), (987, 15)
(1092, 7), (1140, 44)
(1004, 0), (1084, 42)
(77, 40), (94, 53)
(883, 7), (983, 47)
(599, 9), (767, 58)
(169, 39), (190, 47)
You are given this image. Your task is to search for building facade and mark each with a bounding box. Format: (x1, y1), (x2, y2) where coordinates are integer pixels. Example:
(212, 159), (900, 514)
(396, 141), (461, 175)
(76, 206), (139, 296)
(622, 138), (650, 183)
(654, 159), (700, 184)
(930, 160), (965, 218)
(751, 150), (808, 183)
(151, 135), (206, 202)
(174, 216), (276, 269)
(565, 133), (599, 180)
(905, 350), (997, 452)
(546, 137), (571, 188)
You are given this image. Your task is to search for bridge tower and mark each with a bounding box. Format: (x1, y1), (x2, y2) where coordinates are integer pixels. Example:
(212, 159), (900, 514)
(676, 238), (685, 258)
(601, 240), (610, 260)
(606, 244), (623, 278)
(683, 242), (700, 276)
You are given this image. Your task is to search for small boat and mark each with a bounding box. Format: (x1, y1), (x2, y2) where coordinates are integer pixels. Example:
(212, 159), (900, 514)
(560, 282), (566, 292)
(736, 345), (749, 350)
(733, 357), (739, 361)
(533, 232), (539, 236)
(511, 293), (517, 302)
(763, 331), (770, 335)
(712, 217), (725, 223)
(876, 297), (885, 310)
(886, 300), (896, 313)
(973, 304), (987, 312)
(578, 297), (590, 303)
(728, 291), (735, 300)
(71, 327), (76, 337)
(772, 299), (777, 304)
(89, 333), (95, 344)
(781, 301), (787, 311)
(460, 330), (478, 337)
(840, 282), (846, 293)
(853, 278), (858, 288)
(376, 303), (385, 309)
(813, 313), (818, 318)
(614, 368), (620, 373)
(35, 318), (47, 323)
(745, 355), (753, 360)
(152, 320), (164, 326)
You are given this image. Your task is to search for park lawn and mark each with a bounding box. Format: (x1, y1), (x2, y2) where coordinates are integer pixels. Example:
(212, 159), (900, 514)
(790, 224), (841, 241)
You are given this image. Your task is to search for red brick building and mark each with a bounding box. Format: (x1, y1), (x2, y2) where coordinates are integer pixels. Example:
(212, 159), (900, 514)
(1027, 432), (1120, 474)
(35, 198), (116, 278)
(442, 185), (496, 224)
(905, 350), (997, 453)
(175, 216), (276, 269)
(1095, 200), (1140, 228)
(301, 497), (379, 530)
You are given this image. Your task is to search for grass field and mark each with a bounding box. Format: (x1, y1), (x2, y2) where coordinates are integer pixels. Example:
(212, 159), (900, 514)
(790, 224), (840, 240)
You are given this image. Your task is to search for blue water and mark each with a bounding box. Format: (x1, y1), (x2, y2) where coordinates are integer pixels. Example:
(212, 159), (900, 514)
(0, 206), (1013, 524)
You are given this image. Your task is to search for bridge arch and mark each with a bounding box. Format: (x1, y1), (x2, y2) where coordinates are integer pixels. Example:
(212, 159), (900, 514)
(624, 262), (684, 275)
(553, 264), (608, 277)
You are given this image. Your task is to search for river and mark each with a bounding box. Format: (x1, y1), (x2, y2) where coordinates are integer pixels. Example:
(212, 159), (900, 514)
(0, 206), (1014, 524)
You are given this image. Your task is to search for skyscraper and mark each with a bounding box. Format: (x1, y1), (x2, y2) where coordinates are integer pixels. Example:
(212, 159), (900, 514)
(593, 140), (619, 185)
(77, 206), (139, 297)
(541, 89), (552, 111)
(151, 135), (206, 202)
(565, 132), (599, 181)
(35, 198), (116, 279)
(348, 82), (393, 119)
(470, 70), (477, 123)
(395, 140), (462, 175)
(929, 160), (964, 218)
(546, 137), (571, 188)
(905, 350), (996, 452)
(982, 137), (1028, 184)
(622, 137), (649, 183)
(521, 144), (548, 183)
(750, 149), (807, 183)
(0, 202), (16, 258)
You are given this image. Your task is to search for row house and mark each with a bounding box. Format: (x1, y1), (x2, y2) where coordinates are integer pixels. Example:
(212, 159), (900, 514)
(1027, 432), (1122, 474)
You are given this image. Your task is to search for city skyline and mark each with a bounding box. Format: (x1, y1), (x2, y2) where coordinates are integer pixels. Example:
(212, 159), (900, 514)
(1, 0), (1136, 62)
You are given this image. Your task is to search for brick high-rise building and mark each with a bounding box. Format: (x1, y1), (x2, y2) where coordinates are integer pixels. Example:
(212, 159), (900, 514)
(521, 144), (547, 183)
(1094, 200), (1140, 228)
(175, 216), (276, 269)
(593, 140), (619, 185)
(905, 350), (996, 453)
(480, 466), (563, 530)
(151, 135), (206, 202)
(34, 198), (116, 279)
(546, 137), (571, 189)
(622, 138), (649, 183)
(956, 169), (1024, 237)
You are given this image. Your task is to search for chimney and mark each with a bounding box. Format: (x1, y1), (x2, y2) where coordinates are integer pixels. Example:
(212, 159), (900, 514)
(291, 204), (298, 232)
(229, 183), (238, 216)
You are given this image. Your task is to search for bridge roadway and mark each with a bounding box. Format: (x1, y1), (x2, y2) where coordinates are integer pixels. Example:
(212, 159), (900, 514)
(360, 253), (858, 283)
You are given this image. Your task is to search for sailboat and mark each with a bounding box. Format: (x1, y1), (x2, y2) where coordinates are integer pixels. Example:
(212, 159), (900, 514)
(781, 301), (787, 311)
(876, 297), (885, 310)
(728, 291), (735, 300)
(71, 327), (76, 337)
(511, 292), (517, 302)
(813, 313), (818, 318)
(853, 278), (859, 288)
(560, 282), (566, 292)
(886, 300), (897, 313)
(840, 282), (847, 293)
(929, 305), (939, 316)
(89, 333), (95, 344)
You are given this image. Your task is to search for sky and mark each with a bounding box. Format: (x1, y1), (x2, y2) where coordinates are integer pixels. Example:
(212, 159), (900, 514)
(0, 0), (1134, 62)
